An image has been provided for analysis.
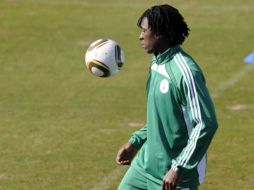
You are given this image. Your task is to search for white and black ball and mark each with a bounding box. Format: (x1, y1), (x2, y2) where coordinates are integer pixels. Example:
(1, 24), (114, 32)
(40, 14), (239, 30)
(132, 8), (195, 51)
(85, 39), (124, 77)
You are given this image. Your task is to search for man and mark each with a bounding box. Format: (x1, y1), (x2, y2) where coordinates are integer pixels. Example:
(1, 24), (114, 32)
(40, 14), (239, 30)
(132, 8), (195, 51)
(116, 4), (218, 190)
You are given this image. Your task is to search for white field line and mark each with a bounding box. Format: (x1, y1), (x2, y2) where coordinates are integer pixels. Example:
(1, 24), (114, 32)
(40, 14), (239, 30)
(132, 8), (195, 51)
(211, 65), (254, 98)
(89, 64), (253, 190)
(89, 167), (126, 190)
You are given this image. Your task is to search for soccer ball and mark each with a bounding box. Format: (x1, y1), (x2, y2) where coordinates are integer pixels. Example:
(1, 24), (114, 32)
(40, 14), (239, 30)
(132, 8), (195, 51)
(85, 38), (124, 77)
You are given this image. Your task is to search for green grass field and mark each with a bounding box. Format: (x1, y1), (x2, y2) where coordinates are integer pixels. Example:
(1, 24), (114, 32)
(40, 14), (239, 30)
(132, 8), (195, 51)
(0, 0), (253, 189)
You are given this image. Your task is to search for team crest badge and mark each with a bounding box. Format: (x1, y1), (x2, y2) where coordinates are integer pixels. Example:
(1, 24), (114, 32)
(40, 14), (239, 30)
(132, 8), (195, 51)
(160, 79), (169, 94)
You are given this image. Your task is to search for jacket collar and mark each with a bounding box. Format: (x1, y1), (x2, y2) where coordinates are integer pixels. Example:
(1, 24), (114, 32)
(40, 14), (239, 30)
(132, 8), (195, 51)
(152, 45), (181, 64)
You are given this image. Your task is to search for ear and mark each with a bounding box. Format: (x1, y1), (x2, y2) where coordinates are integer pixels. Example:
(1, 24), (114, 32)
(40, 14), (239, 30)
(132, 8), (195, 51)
(154, 33), (162, 39)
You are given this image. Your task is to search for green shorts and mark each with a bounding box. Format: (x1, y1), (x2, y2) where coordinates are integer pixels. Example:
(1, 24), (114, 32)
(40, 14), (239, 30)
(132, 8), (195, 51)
(118, 166), (198, 190)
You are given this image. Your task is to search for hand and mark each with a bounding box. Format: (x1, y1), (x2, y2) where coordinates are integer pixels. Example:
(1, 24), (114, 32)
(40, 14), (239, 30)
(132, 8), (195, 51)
(116, 143), (138, 165)
(162, 169), (181, 190)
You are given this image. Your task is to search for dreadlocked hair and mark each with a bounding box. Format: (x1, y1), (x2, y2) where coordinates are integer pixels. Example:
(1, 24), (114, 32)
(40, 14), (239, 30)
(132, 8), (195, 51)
(137, 4), (190, 46)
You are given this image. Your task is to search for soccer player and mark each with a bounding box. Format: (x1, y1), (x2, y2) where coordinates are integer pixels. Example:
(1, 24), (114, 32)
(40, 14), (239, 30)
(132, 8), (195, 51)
(116, 4), (218, 190)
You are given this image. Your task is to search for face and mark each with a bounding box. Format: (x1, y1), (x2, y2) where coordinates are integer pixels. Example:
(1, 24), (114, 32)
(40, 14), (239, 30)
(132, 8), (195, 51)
(139, 17), (160, 54)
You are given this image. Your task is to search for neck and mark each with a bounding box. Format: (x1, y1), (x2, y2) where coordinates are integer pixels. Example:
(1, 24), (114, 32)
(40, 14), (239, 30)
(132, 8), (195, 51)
(154, 39), (171, 56)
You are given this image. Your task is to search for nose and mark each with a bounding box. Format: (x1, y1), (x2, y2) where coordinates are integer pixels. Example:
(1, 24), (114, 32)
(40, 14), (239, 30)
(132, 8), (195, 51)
(139, 32), (143, 41)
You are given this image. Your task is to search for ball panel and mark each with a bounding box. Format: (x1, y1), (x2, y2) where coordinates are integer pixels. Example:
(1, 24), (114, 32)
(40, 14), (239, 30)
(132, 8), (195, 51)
(91, 67), (104, 77)
(87, 39), (108, 52)
(115, 44), (124, 68)
(86, 60), (110, 77)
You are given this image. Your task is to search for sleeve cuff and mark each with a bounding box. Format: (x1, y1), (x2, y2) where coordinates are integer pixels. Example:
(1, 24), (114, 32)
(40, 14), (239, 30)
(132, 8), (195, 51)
(171, 165), (179, 172)
(171, 160), (183, 174)
(128, 139), (141, 149)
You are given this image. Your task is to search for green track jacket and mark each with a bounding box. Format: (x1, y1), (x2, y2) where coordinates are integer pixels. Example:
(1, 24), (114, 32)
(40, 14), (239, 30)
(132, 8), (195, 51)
(129, 45), (218, 188)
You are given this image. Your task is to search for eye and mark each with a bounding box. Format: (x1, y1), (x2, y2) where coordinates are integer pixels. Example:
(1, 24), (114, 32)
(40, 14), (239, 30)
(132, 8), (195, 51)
(140, 27), (146, 32)
(141, 29), (147, 34)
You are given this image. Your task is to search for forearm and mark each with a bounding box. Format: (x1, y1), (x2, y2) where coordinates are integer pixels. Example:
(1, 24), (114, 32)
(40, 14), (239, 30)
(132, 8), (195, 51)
(171, 119), (218, 173)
